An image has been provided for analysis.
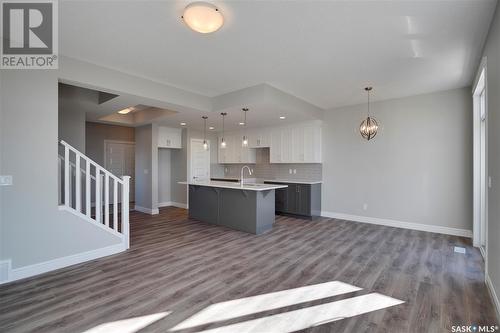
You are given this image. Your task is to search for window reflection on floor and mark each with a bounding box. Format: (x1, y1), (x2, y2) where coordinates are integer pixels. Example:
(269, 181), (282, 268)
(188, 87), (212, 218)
(171, 281), (403, 333)
(82, 312), (170, 333)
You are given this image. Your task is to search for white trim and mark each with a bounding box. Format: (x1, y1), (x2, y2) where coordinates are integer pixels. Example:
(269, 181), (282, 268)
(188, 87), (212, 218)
(321, 211), (472, 238)
(1, 243), (126, 285)
(158, 201), (188, 209)
(486, 274), (500, 322)
(134, 205), (159, 215)
(58, 205), (125, 239)
(0, 260), (12, 284)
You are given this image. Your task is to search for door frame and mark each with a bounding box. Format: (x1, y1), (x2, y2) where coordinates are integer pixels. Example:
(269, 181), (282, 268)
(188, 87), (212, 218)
(472, 57), (488, 265)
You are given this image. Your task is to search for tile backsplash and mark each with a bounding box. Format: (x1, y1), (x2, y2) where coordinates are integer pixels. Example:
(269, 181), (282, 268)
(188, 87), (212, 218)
(222, 148), (322, 181)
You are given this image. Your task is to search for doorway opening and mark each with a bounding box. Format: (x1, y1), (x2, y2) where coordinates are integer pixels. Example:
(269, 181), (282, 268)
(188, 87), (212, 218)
(473, 59), (487, 260)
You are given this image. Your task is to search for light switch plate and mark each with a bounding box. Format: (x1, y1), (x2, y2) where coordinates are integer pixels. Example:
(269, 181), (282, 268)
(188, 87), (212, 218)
(0, 175), (13, 186)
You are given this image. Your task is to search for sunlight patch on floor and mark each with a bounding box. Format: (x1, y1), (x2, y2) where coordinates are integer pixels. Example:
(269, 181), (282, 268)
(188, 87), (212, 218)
(81, 312), (171, 333)
(196, 293), (404, 333)
(171, 281), (361, 330)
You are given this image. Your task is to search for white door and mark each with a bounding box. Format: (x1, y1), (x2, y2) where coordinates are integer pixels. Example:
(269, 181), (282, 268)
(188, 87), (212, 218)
(190, 139), (210, 182)
(105, 141), (135, 202)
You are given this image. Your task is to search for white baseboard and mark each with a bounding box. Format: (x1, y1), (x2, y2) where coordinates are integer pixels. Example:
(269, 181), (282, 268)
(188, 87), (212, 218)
(134, 205), (159, 215)
(486, 274), (500, 322)
(321, 211), (473, 238)
(158, 201), (188, 209)
(0, 260), (12, 284)
(1, 243), (126, 285)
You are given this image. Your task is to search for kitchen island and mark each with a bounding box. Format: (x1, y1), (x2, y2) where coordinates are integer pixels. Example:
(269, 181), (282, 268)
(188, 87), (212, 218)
(179, 181), (287, 234)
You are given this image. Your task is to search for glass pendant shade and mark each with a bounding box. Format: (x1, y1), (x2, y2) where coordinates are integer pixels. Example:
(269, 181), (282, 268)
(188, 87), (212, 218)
(241, 108), (249, 147)
(202, 116), (209, 150)
(220, 112), (227, 149)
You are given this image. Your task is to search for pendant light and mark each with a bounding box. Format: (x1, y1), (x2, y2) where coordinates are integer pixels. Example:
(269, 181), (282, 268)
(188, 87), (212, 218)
(242, 108), (249, 147)
(220, 112), (227, 149)
(202, 116), (208, 150)
(359, 87), (379, 141)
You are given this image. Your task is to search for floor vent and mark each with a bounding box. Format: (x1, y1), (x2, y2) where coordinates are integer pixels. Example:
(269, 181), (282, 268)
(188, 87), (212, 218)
(454, 246), (466, 254)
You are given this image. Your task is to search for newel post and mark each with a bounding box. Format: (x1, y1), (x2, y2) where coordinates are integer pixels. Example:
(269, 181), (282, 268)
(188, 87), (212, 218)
(121, 176), (131, 249)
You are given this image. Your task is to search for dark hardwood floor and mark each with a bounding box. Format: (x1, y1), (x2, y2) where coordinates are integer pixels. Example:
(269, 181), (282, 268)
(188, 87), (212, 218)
(0, 207), (497, 332)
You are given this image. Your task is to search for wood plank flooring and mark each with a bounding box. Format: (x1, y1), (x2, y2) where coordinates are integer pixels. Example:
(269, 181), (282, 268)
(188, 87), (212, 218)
(0, 207), (497, 332)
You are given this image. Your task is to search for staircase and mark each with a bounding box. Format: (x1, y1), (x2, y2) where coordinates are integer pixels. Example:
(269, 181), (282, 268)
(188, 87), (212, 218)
(58, 140), (130, 249)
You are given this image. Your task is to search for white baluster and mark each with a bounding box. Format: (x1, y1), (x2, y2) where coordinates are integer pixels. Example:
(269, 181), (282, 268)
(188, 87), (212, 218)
(95, 168), (101, 223)
(122, 176), (130, 249)
(104, 174), (109, 227)
(75, 154), (81, 212)
(113, 179), (118, 231)
(64, 146), (69, 206)
(86, 160), (91, 217)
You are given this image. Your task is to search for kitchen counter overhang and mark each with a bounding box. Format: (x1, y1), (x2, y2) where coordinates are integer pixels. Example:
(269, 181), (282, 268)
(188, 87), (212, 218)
(179, 181), (288, 234)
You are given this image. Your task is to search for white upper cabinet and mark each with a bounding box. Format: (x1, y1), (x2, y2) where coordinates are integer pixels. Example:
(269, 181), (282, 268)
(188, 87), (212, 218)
(158, 126), (182, 149)
(270, 121), (322, 164)
(218, 121), (321, 164)
(249, 128), (270, 148)
(218, 133), (256, 164)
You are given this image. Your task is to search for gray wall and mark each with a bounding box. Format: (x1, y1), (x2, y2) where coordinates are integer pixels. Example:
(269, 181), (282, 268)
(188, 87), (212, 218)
(158, 149), (172, 204)
(0, 71), (121, 269)
(134, 125), (154, 211)
(480, 3), (500, 314)
(58, 85), (86, 152)
(171, 129), (188, 204)
(85, 122), (135, 165)
(322, 87), (472, 231)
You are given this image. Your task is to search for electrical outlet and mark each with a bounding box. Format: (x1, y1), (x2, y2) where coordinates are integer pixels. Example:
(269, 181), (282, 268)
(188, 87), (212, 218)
(363, 203), (368, 210)
(289, 169), (292, 174)
(293, 169), (297, 174)
(144, 169), (149, 175)
(0, 175), (13, 186)
(489, 176), (492, 189)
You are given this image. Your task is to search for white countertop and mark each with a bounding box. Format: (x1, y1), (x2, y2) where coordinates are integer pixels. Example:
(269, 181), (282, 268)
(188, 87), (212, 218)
(264, 179), (323, 185)
(178, 181), (288, 191)
(210, 177), (322, 185)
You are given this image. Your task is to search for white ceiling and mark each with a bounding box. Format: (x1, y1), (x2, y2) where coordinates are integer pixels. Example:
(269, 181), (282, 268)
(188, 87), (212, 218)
(60, 0), (496, 111)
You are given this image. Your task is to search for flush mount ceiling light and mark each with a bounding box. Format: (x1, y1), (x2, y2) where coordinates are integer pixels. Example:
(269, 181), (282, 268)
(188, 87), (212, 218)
(209, 126), (215, 130)
(359, 87), (379, 141)
(118, 107), (132, 114)
(279, 116), (286, 120)
(182, 2), (224, 34)
(180, 122), (187, 126)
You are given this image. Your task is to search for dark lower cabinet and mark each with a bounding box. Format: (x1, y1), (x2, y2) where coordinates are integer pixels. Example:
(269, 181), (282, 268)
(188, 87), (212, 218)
(265, 181), (321, 218)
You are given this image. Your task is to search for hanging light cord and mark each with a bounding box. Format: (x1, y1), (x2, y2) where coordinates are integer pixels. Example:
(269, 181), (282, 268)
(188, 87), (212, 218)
(367, 89), (370, 118)
(203, 116), (207, 141)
